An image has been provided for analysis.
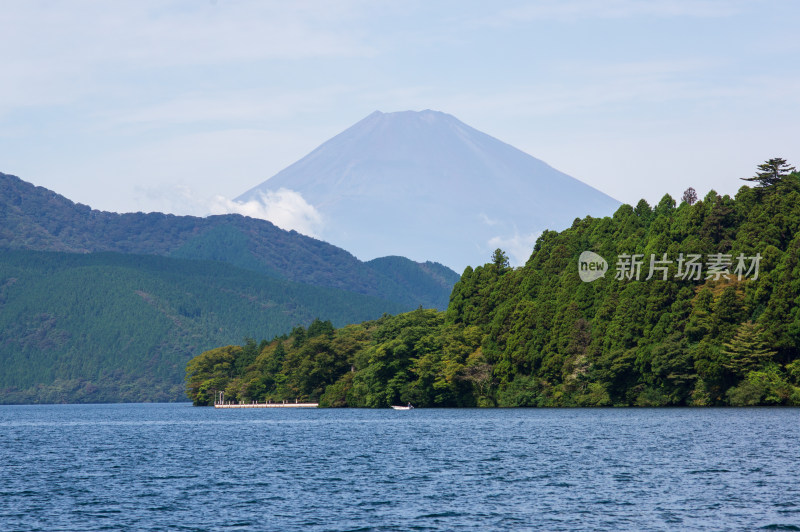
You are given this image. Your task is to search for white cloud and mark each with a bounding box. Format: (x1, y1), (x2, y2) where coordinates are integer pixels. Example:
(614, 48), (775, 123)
(210, 188), (323, 238)
(488, 232), (542, 267)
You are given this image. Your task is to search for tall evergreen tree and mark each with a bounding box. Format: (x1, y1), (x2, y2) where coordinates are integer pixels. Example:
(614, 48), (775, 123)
(722, 321), (776, 377)
(741, 158), (796, 188)
(491, 248), (510, 270)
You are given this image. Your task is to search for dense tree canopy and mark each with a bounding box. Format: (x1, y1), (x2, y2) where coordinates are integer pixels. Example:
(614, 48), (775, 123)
(0, 251), (407, 404)
(187, 167), (800, 407)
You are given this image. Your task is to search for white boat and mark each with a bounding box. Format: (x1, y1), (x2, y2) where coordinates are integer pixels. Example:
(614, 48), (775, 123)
(391, 405), (414, 410)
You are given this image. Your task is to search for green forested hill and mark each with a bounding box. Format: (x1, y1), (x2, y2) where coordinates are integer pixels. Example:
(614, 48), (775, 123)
(0, 171), (458, 404)
(0, 172), (458, 309)
(187, 168), (800, 407)
(0, 250), (406, 404)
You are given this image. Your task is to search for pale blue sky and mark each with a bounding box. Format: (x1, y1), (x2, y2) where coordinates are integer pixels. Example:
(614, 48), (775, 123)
(2, 1), (798, 224)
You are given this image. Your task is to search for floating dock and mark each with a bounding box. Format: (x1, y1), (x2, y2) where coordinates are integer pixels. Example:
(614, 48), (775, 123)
(214, 402), (319, 409)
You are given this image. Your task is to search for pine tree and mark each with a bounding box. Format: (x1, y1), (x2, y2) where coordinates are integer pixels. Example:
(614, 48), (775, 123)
(741, 158), (796, 188)
(273, 340), (286, 361)
(491, 248), (510, 270)
(722, 321), (776, 376)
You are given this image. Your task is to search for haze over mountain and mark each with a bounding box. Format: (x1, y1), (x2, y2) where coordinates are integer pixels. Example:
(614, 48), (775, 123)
(0, 172), (457, 310)
(237, 110), (621, 270)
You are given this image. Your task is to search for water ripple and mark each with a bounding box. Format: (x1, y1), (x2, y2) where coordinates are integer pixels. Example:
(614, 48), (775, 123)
(1, 405), (799, 531)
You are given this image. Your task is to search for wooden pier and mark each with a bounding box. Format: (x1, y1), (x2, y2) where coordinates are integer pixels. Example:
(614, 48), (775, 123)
(214, 402), (319, 409)
(212, 391), (318, 408)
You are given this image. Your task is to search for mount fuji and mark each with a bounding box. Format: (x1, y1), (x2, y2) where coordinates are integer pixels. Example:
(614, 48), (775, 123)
(237, 110), (620, 271)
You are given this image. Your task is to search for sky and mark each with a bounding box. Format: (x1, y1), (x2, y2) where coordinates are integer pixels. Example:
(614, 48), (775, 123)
(2, 1), (799, 238)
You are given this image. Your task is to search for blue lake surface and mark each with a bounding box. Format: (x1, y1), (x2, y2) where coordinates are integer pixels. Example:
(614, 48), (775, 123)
(1, 404), (799, 531)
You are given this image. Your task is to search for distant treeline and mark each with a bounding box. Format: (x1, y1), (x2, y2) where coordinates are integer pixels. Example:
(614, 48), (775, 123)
(187, 167), (800, 407)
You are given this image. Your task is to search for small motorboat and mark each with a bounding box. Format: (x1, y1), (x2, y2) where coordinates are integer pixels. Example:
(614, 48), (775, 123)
(391, 404), (414, 410)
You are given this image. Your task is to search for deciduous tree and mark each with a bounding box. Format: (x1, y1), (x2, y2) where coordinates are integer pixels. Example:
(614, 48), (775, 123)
(681, 187), (698, 205)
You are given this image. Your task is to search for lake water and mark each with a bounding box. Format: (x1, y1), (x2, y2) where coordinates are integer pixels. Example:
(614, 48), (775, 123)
(1, 404), (799, 531)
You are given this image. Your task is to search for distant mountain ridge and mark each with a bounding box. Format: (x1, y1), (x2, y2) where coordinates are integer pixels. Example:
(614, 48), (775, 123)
(0, 171), (458, 309)
(0, 171), (458, 404)
(238, 110), (621, 269)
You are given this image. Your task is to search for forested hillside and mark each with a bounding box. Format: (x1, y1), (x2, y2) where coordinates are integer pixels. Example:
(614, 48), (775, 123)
(187, 162), (800, 407)
(0, 250), (406, 404)
(0, 172), (458, 309)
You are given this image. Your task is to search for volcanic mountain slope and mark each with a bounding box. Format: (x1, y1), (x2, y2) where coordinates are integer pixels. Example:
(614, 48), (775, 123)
(237, 110), (621, 270)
